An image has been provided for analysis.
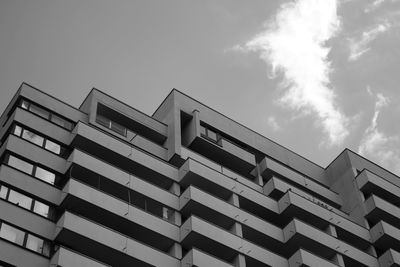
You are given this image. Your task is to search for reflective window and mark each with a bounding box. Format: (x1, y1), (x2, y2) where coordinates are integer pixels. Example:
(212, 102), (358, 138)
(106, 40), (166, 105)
(0, 223), (25, 246)
(96, 114), (126, 136)
(200, 125), (206, 136)
(13, 125), (22, 136)
(35, 167), (55, 185)
(26, 234), (44, 253)
(44, 139), (60, 154)
(51, 114), (73, 130)
(22, 129), (44, 147)
(20, 100), (29, 109)
(8, 190), (32, 210)
(33, 201), (50, 218)
(29, 104), (50, 119)
(0, 185), (8, 199)
(8, 155), (33, 174)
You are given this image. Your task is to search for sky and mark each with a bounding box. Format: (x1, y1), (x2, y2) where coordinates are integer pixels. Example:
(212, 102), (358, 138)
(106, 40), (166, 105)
(0, 0), (399, 175)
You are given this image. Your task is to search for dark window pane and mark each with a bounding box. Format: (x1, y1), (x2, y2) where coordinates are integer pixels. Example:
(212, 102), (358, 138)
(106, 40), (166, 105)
(44, 140), (60, 154)
(8, 155), (33, 174)
(110, 121), (126, 136)
(200, 125), (206, 136)
(8, 190), (32, 210)
(96, 114), (110, 128)
(29, 104), (50, 119)
(35, 167), (55, 185)
(22, 129), (44, 147)
(51, 114), (72, 130)
(0, 223), (25, 246)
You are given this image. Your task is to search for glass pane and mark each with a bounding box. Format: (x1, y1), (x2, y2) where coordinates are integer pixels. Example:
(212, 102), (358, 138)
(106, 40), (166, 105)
(8, 190), (32, 210)
(110, 121), (126, 136)
(0, 223), (25, 246)
(51, 114), (72, 130)
(207, 130), (218, 142)
(22, 130), (44, 147)
(41, 241), (51, 257)
(44, 140), (60, 154)
(33, 201), (50, 217)
(35, 167), (55, 185)
(26, 234), (44, 254)
(29, 104), (50, 119)
(20, 100), (29, 109)
(8, 155), (33, 174)
(0, 185), (8, 199)
(96, 114), (110, 128)
(13, 125), (22, 137)
(200, 125), (206, 136)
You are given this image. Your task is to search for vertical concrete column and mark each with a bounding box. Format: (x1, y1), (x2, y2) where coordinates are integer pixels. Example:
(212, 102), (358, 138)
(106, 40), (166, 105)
(232, 254), (246, 267)
(325, 225), (345, 267)
(228, 193), (243, 237)
(251, 164), (264, 186)
(228, 193), (240, 207)
(168, 242), (182, 259)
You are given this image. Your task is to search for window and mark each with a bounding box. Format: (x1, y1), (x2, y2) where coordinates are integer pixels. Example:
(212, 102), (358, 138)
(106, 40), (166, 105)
(5, 154), (59, 187)
(29, 104), (50, 120)
(0, 185), (7, 199)
(7, 155), (34, 175)
(44, 139), (60, 154)
(35, 167), (55, 185)
(8, 190), (32, 210)
(33, 201), (50, 218)
(96, 114), (126, 136)
(0, 221), (51, 257)
(0, 223), (25, 246)
(200, 125), (221, 144)
(0, 184), (54, 220)
(22, 129), (44, 147)
(19, 99), (74, 131)
(12, 125), (67, 157)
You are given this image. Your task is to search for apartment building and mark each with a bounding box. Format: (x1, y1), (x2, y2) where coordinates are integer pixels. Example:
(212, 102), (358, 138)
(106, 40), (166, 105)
(0, 82), (399, 267)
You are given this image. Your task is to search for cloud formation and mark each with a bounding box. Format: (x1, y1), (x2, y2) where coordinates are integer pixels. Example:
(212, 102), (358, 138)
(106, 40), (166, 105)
(358, 91), (400, 175)
(267, 115), (281, 131)
(348, 22), (391, 61)
(239, 0), (348, 146)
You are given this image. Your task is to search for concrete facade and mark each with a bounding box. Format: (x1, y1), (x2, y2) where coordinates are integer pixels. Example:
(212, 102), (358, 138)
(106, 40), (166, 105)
(0, 82), (399, 266)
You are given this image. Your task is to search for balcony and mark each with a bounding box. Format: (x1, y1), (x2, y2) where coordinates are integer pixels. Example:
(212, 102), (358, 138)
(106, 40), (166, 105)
(55, 211), (180, 267)
(50, 246), (111, 267)
(60, 179), (179, 252)
(283, 219), (378, 266)
(67, 149), (179, 210)
(288, 249), (341, 267)
(180, 186), (284, 253)
(370, 221), (400, 253)
(364, 195), (400, 228)
(0, 238), (49, 267)
(356, 170), (400, 207)
(188, 133), (256, 177)
(379, 249), (400, 267)
(181, 248), (234, 267)
(180, 215), (287, 266)
(259, 157), (342, 209)
(70, 122), (177, 190)
(278, 191), (371, 251)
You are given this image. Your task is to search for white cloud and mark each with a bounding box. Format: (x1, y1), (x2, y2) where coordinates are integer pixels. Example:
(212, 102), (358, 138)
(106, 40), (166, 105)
(364, 0), (386, 13)
(237, 0), (349, 146)
(267, 115), (281, 131)
(348, 22), (391, 61)
(359, 92), (400, 175)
